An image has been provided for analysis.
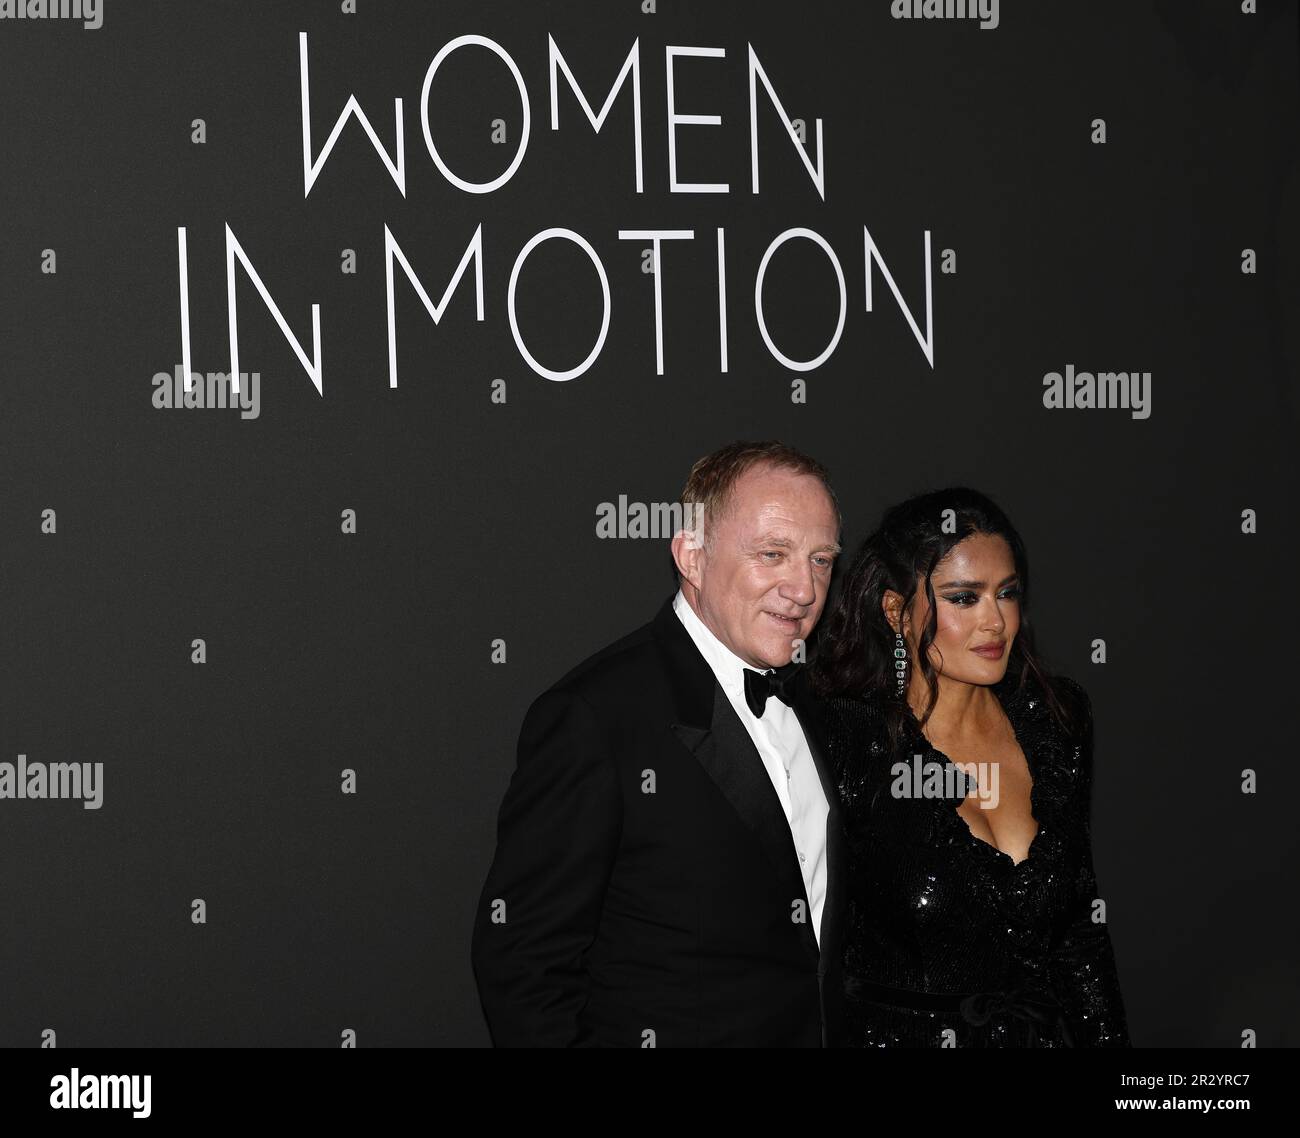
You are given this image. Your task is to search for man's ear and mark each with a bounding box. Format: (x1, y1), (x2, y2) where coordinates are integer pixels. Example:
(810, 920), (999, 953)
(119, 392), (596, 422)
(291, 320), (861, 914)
(671, 528), (705, 590)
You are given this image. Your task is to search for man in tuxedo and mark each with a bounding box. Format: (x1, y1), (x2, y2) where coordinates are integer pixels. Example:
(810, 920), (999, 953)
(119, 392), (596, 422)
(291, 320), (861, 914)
(471, 440), (846, 1046)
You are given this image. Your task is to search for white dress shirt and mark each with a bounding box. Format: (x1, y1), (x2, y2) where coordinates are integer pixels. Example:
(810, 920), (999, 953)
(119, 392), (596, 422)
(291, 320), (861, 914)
(672, 588), (829, 946)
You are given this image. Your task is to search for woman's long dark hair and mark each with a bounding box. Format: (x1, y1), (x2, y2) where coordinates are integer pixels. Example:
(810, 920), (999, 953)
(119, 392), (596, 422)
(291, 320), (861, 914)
(808, 487), (1075, 750)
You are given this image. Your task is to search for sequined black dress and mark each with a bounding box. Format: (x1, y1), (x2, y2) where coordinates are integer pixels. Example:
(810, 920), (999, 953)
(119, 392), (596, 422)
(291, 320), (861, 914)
(822, 673), (1130, 1047)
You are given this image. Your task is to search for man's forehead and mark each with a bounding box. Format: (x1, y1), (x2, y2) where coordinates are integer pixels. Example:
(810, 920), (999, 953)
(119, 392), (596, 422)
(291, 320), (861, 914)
(732, 492), (834, 522)
(713, 477), (839, 544)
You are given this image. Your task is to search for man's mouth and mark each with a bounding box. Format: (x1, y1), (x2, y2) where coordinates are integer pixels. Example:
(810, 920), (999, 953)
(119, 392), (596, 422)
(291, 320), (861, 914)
(765, 611), (802, 630)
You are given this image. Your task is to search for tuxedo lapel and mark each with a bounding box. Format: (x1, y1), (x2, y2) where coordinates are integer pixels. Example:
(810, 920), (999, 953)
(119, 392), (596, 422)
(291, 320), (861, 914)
(654, 595), (819, 964)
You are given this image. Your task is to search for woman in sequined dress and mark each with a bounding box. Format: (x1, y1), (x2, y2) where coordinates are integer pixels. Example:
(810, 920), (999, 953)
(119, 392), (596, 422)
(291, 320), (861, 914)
(808, 488), (1130, 1047)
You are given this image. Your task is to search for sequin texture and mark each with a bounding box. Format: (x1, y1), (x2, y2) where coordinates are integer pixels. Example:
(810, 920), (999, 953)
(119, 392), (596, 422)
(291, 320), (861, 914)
(823, 673), (1131, 1048)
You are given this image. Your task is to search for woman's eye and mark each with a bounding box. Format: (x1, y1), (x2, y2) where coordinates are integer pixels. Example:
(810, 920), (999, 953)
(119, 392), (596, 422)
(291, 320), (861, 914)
(944, 587), (1020, 605)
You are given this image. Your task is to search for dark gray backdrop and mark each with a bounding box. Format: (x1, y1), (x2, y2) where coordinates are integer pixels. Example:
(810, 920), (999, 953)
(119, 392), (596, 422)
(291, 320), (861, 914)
(0, 0), (1296, 1046)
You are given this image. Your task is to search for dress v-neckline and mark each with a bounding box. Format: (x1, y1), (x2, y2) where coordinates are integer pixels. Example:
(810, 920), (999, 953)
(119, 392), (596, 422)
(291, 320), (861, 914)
(903, 685), (1044, 869)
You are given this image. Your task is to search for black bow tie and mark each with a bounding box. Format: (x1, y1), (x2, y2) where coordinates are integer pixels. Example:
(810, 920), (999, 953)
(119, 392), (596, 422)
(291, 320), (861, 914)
(743, 665), (799, 718)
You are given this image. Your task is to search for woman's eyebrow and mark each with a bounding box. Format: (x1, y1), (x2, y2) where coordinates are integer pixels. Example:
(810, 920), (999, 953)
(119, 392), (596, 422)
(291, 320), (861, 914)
(934, 574), (1019, 589)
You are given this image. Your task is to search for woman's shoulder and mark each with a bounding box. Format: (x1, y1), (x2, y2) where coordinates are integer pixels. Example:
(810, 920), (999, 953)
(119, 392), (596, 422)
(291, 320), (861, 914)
(1010, 673), (1097, 804)
(1041, 672), (1093, 742)
(1048, 671), (1089, 707)
(1003, 669), (1092, 739)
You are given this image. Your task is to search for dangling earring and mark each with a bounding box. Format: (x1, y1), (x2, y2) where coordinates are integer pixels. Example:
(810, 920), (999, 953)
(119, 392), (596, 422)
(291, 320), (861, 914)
(894, 630), (908, 696)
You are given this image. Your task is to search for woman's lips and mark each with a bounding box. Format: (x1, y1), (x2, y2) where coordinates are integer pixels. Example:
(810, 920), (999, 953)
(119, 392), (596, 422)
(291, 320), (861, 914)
(971, 643), (1005, 659)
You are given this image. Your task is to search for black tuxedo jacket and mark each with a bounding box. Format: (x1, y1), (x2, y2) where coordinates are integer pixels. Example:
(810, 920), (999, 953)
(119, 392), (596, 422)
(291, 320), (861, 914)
(470, 593), (847, 1047)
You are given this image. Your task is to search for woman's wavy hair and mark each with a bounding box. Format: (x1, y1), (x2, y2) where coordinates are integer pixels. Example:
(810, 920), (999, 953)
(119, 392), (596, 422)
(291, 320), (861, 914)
(808, 487), (1075, 750)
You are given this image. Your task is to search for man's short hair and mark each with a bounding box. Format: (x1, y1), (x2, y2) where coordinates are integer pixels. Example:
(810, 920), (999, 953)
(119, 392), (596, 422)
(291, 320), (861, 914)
(673, 440), (841, 579)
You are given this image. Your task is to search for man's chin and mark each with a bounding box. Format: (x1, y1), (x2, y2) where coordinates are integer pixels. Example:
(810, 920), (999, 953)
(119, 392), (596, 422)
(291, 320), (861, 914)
(754, 641), (796, 669)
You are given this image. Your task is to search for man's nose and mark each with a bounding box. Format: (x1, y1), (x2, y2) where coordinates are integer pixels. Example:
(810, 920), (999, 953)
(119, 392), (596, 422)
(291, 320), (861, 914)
(781, 559), (817, 606)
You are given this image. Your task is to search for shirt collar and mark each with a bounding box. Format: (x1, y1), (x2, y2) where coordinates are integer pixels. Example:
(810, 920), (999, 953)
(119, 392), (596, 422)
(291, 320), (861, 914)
(671, 587), (760, 698)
